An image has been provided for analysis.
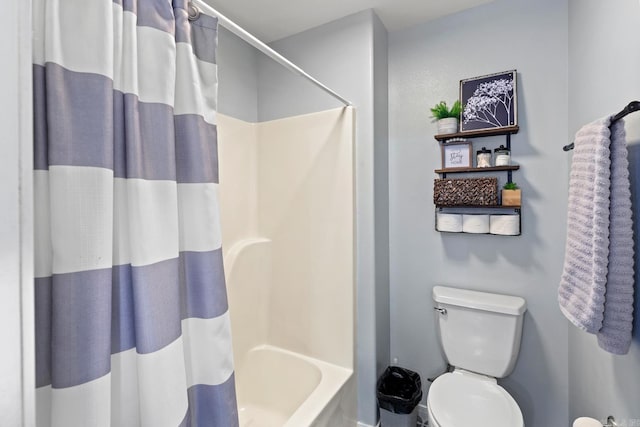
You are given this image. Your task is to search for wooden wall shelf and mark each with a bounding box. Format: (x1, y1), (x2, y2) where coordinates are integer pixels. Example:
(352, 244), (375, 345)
(436, 205), (521, 210)
(433, 125), (522, 236)
(434, 125), (519, 141)
(435, 165), (520, 175)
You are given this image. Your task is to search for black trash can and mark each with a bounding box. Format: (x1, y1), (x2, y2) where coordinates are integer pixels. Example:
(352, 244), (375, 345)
(377, 366), (422, 427)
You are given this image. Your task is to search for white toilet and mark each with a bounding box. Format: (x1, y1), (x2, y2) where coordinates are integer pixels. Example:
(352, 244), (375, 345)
(427, 286), (527, 427)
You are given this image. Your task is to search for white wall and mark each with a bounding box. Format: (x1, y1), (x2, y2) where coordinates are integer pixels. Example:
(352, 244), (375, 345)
(217, 114), (259, 245)
(218, 109), (356, 424)
(388, 0), (569, 425)
(0, 0), (34, 425)
(567, 0), (640, 423)
(257, 108), (355, 368)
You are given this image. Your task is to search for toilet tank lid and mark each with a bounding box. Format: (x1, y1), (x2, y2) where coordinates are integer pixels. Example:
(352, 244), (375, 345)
(433, 286), (527, 315)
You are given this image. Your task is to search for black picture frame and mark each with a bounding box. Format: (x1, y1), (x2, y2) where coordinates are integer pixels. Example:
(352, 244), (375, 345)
(460, 70), (517, 133)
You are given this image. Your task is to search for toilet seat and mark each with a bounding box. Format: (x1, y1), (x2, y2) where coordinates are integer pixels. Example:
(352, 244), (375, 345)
(427, 371), (523, 427)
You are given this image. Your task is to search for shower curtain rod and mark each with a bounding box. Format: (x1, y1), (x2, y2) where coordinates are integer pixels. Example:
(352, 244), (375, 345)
(190, 0), (352, 107)
(563, 101), (640, 151)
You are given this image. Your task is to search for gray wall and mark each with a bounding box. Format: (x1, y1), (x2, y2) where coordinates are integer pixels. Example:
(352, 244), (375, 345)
(568, 0), (640, 423)
(372, 13), (391, 380)
(257, 11), (389, 425)
(217, 27), (259, 123)
(388, 0), (570, 425)
(257, 11), (372, 121)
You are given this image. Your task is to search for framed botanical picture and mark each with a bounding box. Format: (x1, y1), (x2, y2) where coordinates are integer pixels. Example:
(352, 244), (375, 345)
(460, 70), (517, 133)
(441, 141), (472, 169)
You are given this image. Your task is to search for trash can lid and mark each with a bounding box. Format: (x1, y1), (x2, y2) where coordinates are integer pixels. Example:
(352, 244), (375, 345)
(428, 372), (523, 427)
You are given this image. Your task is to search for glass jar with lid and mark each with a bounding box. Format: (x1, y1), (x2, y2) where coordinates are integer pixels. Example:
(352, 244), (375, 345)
(476, 147), (492, 168)
(494, 145), (511, 166)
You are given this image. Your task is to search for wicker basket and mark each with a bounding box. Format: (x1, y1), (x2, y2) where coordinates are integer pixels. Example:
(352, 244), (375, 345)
(433, 177), (498, 206)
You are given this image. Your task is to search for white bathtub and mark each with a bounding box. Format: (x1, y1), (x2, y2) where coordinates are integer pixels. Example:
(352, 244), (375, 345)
(235, 345), (353, 427)
(223, 239), (356, 427)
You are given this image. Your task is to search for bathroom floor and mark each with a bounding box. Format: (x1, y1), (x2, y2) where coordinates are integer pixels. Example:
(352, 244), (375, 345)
(417, 414), (428, 426)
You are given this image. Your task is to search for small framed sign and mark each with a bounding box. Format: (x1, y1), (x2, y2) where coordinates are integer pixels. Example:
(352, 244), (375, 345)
(460, 70), (517, 133)
(441, 141), (472, 169)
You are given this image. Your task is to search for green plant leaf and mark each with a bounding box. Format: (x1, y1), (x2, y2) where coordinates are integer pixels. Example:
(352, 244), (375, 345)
(430, 100), (461, 120)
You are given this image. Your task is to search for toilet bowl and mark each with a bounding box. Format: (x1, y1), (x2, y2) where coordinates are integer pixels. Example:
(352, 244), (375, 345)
(428, 286), (527, 427)
(426, 370), (523, 427)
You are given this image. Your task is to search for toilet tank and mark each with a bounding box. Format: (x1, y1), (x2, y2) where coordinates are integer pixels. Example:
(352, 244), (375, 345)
(432, 286), (527, 378)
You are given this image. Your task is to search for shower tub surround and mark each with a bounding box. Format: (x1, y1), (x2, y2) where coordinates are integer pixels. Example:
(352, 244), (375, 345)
(218, 108), (356, 427)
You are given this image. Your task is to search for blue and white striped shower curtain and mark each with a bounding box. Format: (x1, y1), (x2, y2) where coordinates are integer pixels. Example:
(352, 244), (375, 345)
(33, 0), (238, 425)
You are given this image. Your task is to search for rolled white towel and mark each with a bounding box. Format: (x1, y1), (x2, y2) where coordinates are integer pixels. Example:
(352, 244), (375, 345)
(437, 213), (462, 232)
(490, 214), (520, 235)
(462, 215), (490, 233)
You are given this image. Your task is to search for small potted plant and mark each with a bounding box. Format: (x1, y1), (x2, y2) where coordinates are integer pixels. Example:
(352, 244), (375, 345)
(430, 100), (462, 135)
(502, 182), (521, 206)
